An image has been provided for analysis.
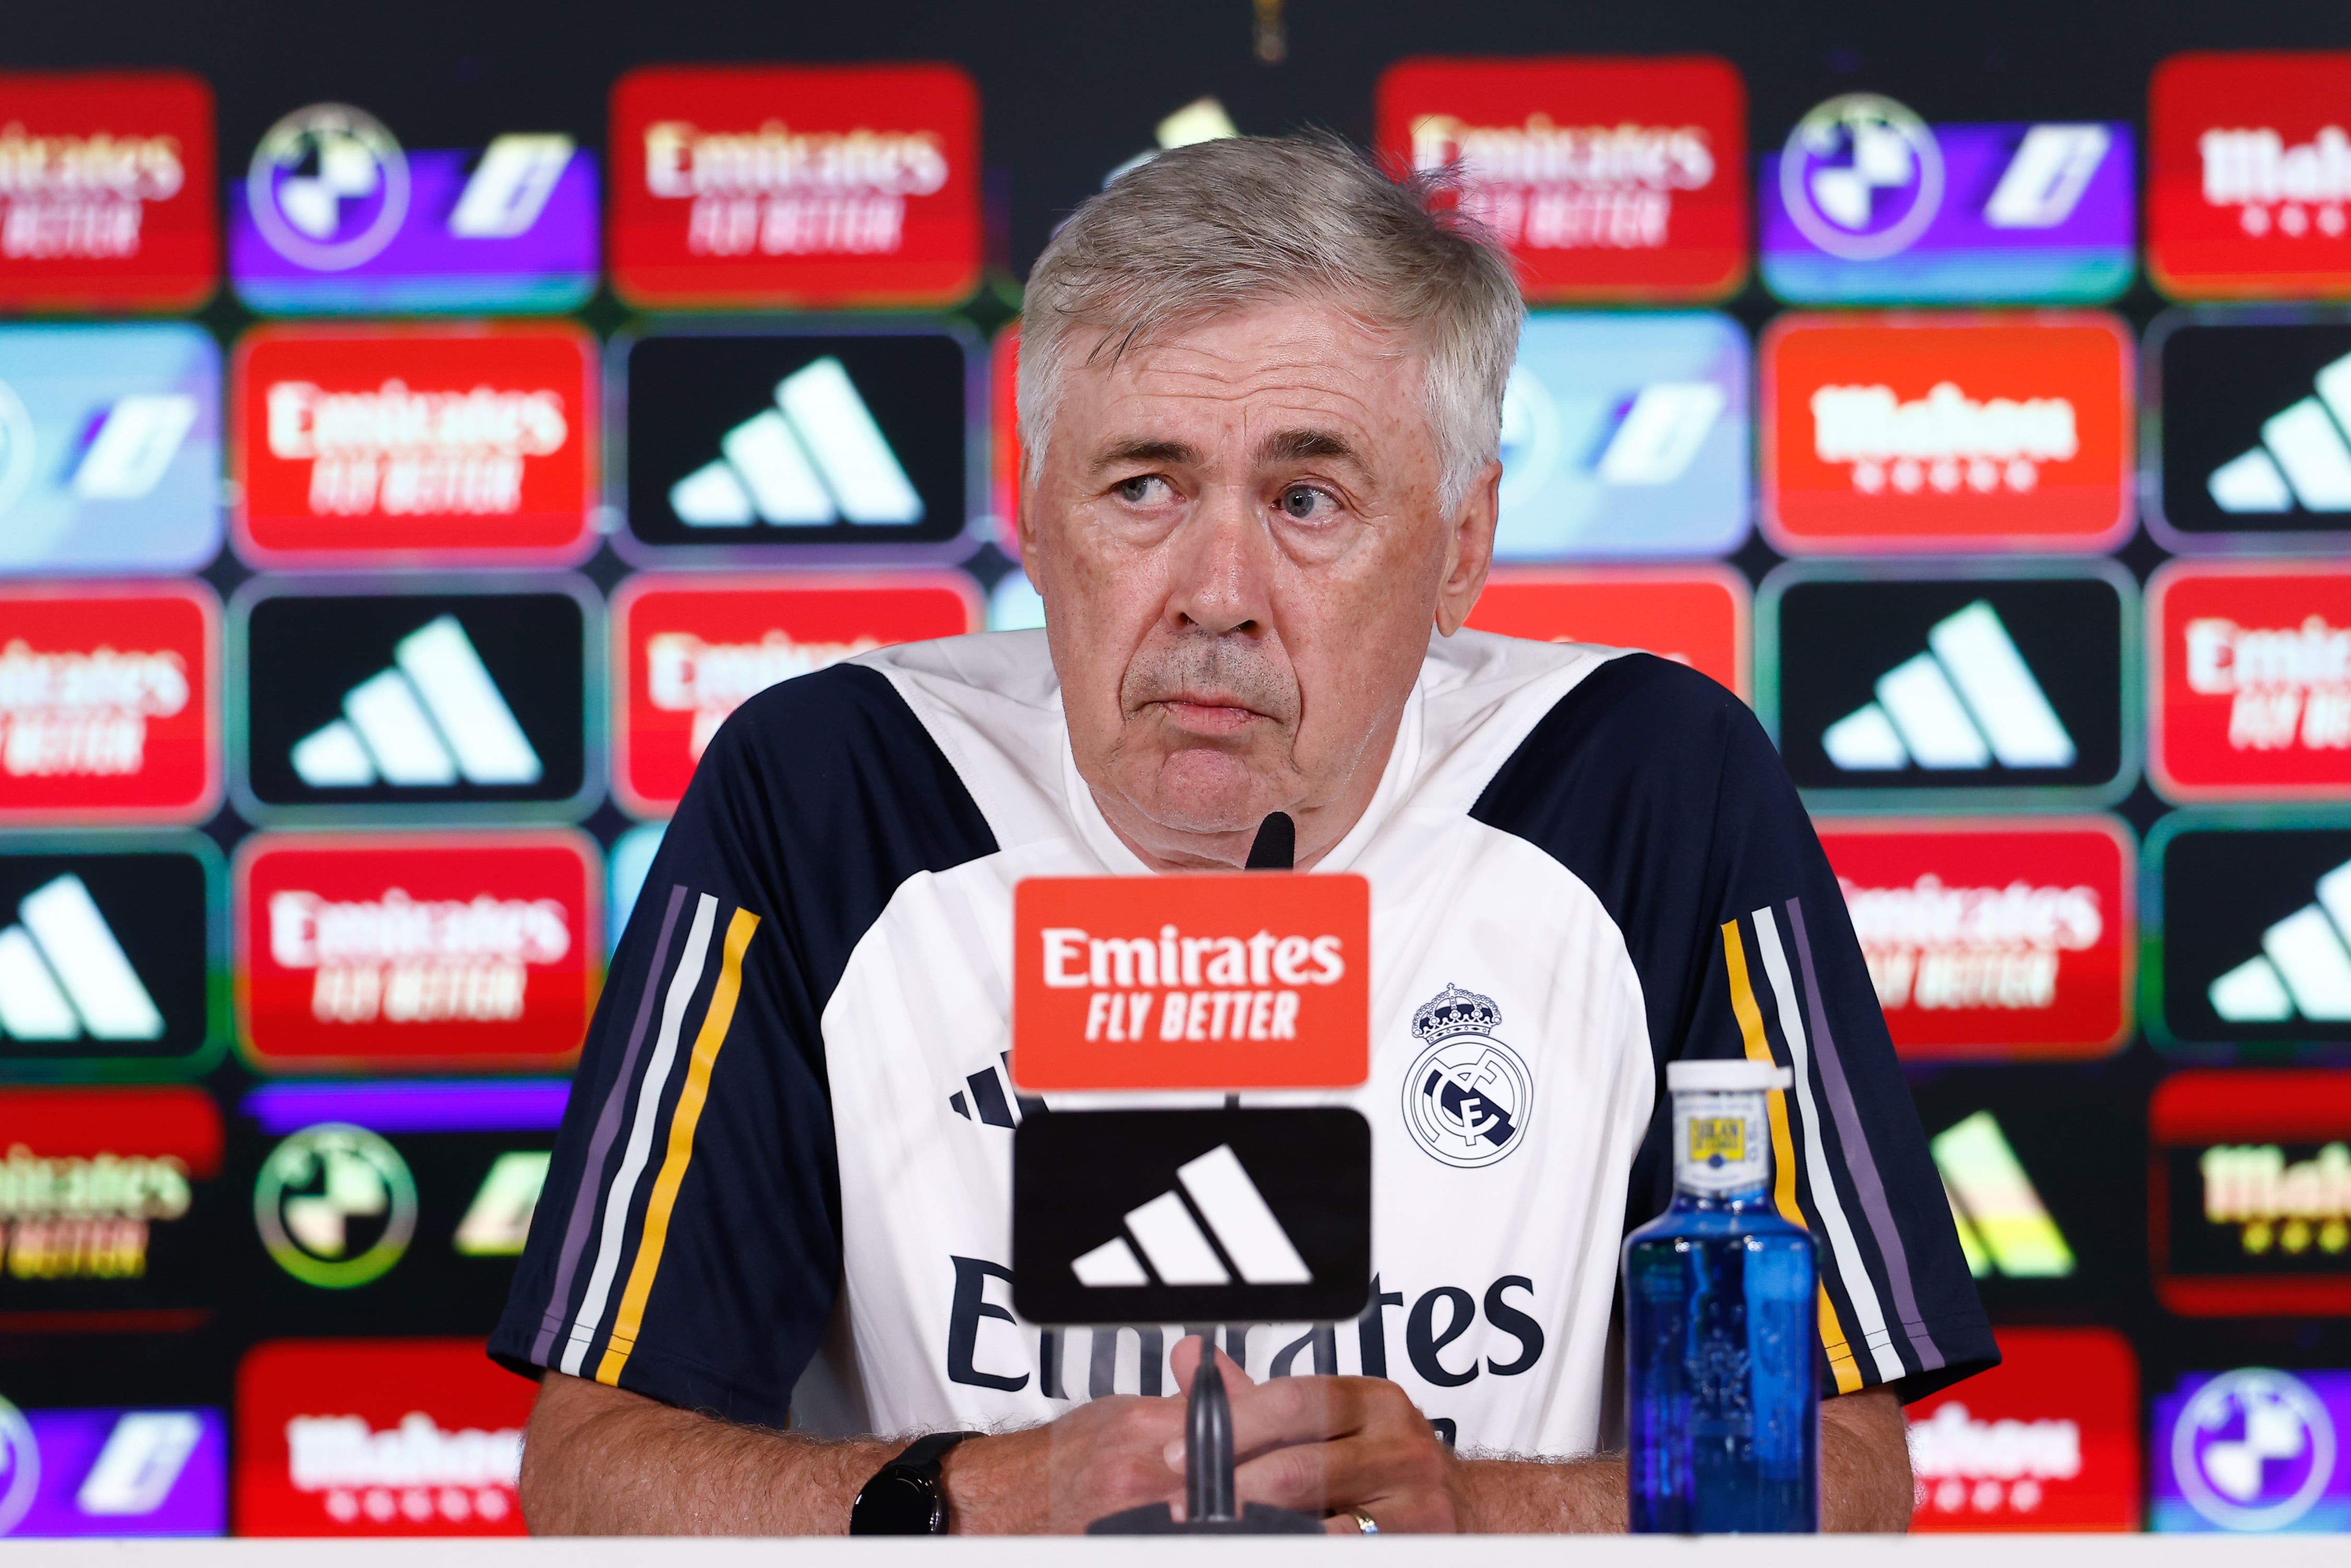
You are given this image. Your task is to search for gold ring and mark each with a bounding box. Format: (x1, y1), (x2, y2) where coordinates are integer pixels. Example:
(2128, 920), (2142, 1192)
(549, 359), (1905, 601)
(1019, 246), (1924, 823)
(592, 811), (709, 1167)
(1349, 1509), (1380, 1535)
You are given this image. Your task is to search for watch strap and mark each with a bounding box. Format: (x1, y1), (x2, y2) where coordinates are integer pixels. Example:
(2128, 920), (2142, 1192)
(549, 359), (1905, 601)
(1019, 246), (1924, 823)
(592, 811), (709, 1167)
(890, 1430), (979, 1475)
(849, 1430), (979, 1535)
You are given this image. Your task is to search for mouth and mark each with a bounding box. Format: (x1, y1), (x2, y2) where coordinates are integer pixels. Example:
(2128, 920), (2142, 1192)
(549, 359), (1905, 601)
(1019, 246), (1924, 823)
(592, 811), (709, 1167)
(1144, 691), (1275, 737)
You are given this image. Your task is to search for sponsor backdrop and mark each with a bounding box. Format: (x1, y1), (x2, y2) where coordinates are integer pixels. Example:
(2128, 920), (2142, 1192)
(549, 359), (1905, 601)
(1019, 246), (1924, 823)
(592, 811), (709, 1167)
(0, 0), (2347, 1537)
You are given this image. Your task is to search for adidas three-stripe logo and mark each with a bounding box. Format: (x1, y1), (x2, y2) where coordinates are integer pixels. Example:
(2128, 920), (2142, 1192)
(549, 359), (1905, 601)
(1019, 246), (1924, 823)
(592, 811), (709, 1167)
(1931, 1110), (2073, 1280)
(2209, 855), (2351, 1023)
(2209, 348), (2351, 515)
(1069, 1143), (1313, 1289)
(670, 356), (924, 528)
(0, 874), (164, 1042)
(1821, 600), (2077, 772)
(291, 614), (542, 788)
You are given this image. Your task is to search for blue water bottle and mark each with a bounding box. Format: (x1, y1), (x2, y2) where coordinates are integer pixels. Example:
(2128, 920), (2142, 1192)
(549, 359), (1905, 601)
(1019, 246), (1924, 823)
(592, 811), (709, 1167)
(1624, 1058), (1819, 1532)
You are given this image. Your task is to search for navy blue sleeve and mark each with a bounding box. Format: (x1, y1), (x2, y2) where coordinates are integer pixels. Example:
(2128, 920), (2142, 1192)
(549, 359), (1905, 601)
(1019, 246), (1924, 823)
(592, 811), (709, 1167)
(491, 663), (997, 1425)
(1473, 653), (1995, 1403)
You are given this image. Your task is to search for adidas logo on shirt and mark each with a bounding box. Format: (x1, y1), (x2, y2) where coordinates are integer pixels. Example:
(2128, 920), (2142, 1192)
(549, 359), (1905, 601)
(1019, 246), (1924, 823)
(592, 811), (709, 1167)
(1930, 1110), (2073, 1280)
(2207, 347), (2351, 515)
(290, 615), (542, 789)
(1821, 601), (2076, 773)
(0, 874), (164, 1042)
(669, 356), (924, 528)
(1069, 1143), (1313, 1290)
(2208, 854), (2351, 1024)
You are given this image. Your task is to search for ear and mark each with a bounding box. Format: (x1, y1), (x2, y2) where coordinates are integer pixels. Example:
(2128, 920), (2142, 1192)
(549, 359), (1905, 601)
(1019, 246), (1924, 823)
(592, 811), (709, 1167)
(1432, 457), (1501, 637)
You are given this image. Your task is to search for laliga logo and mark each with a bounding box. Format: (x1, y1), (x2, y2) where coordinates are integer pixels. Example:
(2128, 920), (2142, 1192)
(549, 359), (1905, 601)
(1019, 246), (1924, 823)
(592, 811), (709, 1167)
(1782, 94), (1944, 262)
(248, 104), (410, 271)
(1403, 983), (1532, 1169)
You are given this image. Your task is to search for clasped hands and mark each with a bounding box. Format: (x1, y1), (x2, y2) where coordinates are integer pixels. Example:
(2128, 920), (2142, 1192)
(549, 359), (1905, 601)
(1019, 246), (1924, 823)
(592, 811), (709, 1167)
(939, 1334), (1466, 1534)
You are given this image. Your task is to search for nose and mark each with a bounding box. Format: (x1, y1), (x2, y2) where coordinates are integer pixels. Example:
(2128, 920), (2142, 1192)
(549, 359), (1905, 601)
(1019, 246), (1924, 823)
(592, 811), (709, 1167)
(1164, 482), (1274, 640)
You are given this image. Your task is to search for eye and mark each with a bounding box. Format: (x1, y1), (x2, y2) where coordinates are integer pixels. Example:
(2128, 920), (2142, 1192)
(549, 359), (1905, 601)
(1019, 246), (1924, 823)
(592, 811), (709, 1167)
(1278, 483), (1336, 521)
(1114, 474), (1171, 505)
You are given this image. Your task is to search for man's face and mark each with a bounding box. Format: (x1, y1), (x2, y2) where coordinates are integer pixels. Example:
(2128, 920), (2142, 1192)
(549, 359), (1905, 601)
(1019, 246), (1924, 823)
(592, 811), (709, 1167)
(1020, 300), (1497, 870)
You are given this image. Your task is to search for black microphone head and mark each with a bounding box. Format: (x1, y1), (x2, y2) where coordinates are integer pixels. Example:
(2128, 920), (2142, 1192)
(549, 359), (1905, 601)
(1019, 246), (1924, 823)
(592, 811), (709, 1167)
(1244, 812), (1295, 870)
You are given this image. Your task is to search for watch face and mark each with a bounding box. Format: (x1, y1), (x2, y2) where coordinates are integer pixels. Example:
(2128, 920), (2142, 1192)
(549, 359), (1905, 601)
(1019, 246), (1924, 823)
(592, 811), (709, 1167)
(852, 1469), (942, 1535)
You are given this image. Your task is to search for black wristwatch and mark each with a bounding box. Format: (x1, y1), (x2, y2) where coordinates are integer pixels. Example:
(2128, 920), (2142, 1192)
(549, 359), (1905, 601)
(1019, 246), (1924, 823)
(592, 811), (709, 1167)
(848, 1431), (980, 1535)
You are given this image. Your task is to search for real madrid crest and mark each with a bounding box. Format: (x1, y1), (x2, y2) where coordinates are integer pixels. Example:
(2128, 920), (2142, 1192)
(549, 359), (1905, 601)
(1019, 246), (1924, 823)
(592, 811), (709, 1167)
(1402, 982), (1532, 1168)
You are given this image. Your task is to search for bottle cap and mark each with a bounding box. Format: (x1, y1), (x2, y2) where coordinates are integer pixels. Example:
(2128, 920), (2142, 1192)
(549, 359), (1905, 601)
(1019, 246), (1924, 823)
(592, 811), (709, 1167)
(1667, 1058), (1794, 1093)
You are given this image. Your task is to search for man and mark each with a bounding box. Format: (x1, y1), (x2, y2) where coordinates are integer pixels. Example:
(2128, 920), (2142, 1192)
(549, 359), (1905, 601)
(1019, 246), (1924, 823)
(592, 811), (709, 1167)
(498, 136), (1993, 1534)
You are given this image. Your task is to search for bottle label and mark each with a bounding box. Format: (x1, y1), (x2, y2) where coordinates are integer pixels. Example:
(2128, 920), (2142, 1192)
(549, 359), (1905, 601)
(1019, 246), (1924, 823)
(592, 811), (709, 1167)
(1674, 1089), (1772, 1194)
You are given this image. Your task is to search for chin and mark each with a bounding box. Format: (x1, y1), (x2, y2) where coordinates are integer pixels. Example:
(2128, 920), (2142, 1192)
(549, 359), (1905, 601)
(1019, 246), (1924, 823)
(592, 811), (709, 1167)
(1137, 749), (1279, 837)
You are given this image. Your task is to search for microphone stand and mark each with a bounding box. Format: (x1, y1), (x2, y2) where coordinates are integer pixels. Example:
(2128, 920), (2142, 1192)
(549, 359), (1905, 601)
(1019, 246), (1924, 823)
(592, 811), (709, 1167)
(1088, 820), (1322, 1534)
(1087, 1337), (1324, 1534)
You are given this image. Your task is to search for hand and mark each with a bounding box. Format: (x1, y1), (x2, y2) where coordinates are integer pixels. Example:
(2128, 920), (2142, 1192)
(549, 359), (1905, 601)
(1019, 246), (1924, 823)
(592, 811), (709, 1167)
(939, 1389), (1188, 1534)
(1169, 1336), (1465, 1533)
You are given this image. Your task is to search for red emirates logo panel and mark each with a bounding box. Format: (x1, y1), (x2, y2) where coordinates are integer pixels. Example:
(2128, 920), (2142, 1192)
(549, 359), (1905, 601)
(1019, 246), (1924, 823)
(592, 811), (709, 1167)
(235, 831), (598, 1073)
(1465, 567), (1749, 698)
(0, 72), (216, 312)
(1761, 313), (2135, 554)
(1374, 57), (1747, 301)
(232, 325), (598, 567)
(234, 1339), (531, 1535)
(612, 573), (978, 816)
(0, 581), (218, 823)
(609, 64), (980, 309)
(2149, 52), (2351, 299)
(1906, 1327), (2141, 1531)
(2151, 561), (2351, 801)
(1815, 817), (2134, 1060)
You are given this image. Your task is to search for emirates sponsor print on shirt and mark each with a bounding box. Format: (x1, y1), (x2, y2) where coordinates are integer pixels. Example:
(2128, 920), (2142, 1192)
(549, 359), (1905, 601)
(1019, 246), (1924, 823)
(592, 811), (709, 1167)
(1817, 817), (2133, 1060)
(1762, 313), (2135, 553)
(1373, 57), (1747, 301)
(609, 64), (980, 308)
(233, 1338), (529, 1535)
(0, 583), (216, 823)
(611, 573), (977, 816)
(2152, 562), (2351, 801)
(235, 831), (597, 1073)
(0, 73), (215, 312)
(233, 326), (597, 566)
(2150, 52), (2351, 299)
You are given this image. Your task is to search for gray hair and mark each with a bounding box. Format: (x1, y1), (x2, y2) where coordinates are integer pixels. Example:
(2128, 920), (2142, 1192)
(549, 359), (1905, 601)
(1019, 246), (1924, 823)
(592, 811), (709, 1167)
(1017, 134), (1524, 516)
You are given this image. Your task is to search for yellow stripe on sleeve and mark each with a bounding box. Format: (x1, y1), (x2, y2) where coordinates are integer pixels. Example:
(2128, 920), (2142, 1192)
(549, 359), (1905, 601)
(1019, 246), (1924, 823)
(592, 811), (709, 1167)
(596, 905), (761, 1385)
(1720, 917), (1863, 1395)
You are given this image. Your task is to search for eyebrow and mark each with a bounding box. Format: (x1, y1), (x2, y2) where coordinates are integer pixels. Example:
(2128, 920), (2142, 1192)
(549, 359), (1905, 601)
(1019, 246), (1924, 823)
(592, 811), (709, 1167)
(1256, 427), (1361, 468)
(1090, 437), (1201, 472)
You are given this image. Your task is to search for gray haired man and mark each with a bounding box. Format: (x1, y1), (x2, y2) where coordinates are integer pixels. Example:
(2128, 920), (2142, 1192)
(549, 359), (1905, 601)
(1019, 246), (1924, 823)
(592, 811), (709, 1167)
(500, 136), (1992, 1533)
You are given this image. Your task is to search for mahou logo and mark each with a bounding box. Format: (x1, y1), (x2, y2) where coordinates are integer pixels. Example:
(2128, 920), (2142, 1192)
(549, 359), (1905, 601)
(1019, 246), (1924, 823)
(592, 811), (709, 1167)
(2152, 1070), (2351, 1316)
(234, 326), (596, 567)
(1375, 57), (1746, 301)
(1817, 818), (2132, 1059)
(610, 65), (980, 308)
(1906, 1327), (2141, 1531)
(2153, 563), (2351, 801)
(235, 1339), (531, 1536)
(0, 583), (217, 823)
(1011, 874), (1370, 1092)
(0, 73), (215, 311)
(1762, 313), (2134, 553)
(236, 832), (596, 1073)
(613, 573), (976, 815)
(1464, 567), (1749, 697)
(2150, 53), (2351, 298)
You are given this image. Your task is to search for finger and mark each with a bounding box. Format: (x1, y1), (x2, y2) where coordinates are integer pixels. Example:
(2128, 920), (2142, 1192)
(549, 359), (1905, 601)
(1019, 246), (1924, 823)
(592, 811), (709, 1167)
(1220, 1374), (1384, 1459)
(1235, 1437), (1456, 1532)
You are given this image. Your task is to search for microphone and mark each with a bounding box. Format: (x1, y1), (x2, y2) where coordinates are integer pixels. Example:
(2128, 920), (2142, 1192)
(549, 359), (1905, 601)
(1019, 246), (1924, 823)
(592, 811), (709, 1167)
(1245, 812), (1295, 870)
